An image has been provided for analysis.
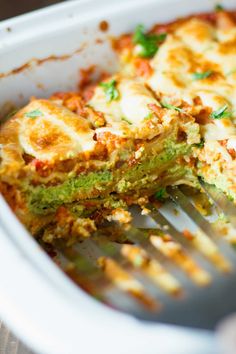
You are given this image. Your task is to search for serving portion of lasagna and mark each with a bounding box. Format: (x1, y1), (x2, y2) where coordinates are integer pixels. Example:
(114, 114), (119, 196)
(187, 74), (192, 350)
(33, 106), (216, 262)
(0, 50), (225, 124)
(1, 8), (236, 243)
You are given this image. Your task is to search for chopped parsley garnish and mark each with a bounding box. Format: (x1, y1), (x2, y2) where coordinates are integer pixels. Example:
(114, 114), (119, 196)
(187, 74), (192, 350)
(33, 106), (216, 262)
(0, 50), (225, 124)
(133, 24), (167, 58)
(161, 101), (183, 113)
(215, 3), (224, 11)
(121, 117), (132, 125)
(194, 138), (205, 148)
(143, 112), (153, 120)
(25, 109), (43, 118)
(4, 108), (19, 121)
(192, 70), (213, 80)
(210, 105), (232, 119)
(100, 79), (119, 102)
(228, 195), (234, 202)
(154, 188), (166, 201)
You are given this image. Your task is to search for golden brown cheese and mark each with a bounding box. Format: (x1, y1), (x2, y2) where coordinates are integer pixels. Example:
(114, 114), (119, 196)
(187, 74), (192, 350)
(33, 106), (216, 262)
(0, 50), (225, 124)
(0, 116), (24, 178)
(19, 99), (96, 162)
(89, 76), (187, 140)
(145, 17), (236, 145)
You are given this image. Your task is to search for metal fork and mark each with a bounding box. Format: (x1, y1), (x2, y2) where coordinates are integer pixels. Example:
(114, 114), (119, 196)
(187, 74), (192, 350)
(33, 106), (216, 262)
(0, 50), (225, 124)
(52, 181), (236, 330)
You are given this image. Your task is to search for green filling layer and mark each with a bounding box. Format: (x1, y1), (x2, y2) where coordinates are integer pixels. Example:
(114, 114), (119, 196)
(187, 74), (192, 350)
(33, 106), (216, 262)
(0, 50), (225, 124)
(69, 165), (196, 218)
(198, 165), (236, 201)
(28, 140), (195, 215)
(28, 171), (113, 214)
(115, 140), (193, 193)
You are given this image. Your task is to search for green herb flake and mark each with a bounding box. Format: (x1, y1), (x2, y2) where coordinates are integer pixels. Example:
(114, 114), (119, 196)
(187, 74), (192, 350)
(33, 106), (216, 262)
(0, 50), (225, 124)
(154, 188), (166, 201)
(192, 70), (213, 80)
(194, 138), (205, 148)
(100, 79), (119, 102)
(143, 112), (153, 120)
(2, 108), (19, 123)
(210, 105), (232, 119)
(25, 109), (43, 118)
(217, 212), (227, 222)
(121, 117), (132, 125)
(161, 101), (183, 113)
(227, 194), (234, 202)
(215, 3), (224, 12)
(133, 24), (167, 58)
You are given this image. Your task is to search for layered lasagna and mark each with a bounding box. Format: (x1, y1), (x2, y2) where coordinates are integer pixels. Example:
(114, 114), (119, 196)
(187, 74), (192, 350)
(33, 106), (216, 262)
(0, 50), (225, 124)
(1, 7), (236, 243)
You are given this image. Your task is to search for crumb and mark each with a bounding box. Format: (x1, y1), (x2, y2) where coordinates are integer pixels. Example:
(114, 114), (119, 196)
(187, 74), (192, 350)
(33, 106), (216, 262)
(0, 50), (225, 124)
(141, 207), (150, 215)
(173, 208), (179, 215)
(99, 20), (109, 32)
(106, 208), (132, 224)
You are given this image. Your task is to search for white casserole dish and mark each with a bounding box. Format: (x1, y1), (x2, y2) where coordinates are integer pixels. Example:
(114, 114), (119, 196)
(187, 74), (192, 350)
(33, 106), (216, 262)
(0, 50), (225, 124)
(0, 0), (235, 353)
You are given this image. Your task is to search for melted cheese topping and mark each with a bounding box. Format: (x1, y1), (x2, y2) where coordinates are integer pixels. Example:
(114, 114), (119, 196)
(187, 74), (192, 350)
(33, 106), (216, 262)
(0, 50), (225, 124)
(89, 76), (158, 124)
(0, 117), (24, 174)
(2, 11), (236, 174)
(18, 100), (96, 162)
(146, 17), (236, 142)
(118, 79), (159, 124)
(89, 77), (178, 140)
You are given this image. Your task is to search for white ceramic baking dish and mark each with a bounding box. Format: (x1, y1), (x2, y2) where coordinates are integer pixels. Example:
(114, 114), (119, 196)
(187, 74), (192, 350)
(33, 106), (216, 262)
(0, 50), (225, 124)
(0, 0), (235, 353)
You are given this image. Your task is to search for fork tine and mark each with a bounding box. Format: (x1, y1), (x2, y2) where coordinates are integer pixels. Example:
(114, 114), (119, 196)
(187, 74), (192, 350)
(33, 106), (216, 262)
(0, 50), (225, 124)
(55, 244), (146, 315)
(79, 238), (159, 310)
(98, 239), (182, 296)
(123, 225), (202, 289)
(201, 181), (236, 229)
(147, 205), (216, 279)
(168, 186), (236, 268)
(95, 238), (168, 300)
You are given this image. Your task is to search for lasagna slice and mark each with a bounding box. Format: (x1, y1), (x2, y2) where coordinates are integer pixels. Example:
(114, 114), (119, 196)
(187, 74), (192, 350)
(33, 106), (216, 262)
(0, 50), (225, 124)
(0, 78), (199, 241)
(115, 9), (236, 202)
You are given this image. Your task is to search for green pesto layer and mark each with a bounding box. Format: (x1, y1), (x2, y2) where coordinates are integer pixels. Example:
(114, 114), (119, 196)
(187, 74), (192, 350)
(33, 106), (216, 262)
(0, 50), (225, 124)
(197, 163), (236, 202)
(59, 164), (197, 220)
(28, 139), (196, 215)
